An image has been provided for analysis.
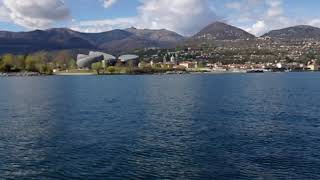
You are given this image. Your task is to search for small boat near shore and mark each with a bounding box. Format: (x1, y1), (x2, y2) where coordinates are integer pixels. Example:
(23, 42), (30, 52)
(246, 69), (264, 73)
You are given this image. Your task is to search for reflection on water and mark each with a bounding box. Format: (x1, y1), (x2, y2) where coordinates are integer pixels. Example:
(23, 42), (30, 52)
(0, 73), (320, 179)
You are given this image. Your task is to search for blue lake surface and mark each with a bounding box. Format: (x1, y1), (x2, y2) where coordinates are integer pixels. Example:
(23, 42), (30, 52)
(0, 73), (320, 179)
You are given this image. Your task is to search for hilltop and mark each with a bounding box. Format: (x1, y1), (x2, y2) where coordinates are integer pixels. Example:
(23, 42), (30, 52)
(0, 28), (184, 54)
(2, 22), (320, 55)
(262, 25), (320, 40)
(192, 22), (255, 40)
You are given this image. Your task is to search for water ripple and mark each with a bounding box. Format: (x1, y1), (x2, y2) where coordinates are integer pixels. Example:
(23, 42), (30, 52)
(0, 73), (320, 179)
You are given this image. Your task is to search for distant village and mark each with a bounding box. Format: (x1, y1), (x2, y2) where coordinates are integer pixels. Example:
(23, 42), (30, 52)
(1, 36), (320, 76)
(71, 38), (320, 75)
(134, 37), (320, 73)
(2, 29), (320, 75)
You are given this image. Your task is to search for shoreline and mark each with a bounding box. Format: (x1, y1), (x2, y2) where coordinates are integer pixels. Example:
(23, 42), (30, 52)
(1, 70), (319, 77)
(0, 72), (45, 77)
(54, 72), (96, 76)
(52, 70), (320, 76)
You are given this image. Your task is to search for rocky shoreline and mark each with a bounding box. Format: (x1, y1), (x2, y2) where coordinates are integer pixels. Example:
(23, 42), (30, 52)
(0, 72), (43, 77)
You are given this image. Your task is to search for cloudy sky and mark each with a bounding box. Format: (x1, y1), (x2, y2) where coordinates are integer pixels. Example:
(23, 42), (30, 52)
(0, 0), (320, 36)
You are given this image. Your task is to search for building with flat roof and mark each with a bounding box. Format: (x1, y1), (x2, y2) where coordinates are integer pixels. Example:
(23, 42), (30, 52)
(118, 54), (140, 67)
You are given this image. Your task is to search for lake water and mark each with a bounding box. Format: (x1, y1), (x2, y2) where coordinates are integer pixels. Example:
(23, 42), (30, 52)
(0, 73), (320, 179)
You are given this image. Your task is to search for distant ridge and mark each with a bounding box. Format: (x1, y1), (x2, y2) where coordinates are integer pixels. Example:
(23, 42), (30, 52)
(3, 22), (320, 54)
(125, 27), (185, 43)
(0, 28), (184, 54)
(192, 21), (255, 40)
(262, 25), (320, 40)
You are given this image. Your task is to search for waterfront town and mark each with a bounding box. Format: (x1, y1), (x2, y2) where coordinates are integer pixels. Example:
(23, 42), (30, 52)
(56, 45), (320, 75)
(133, 36), (320, 73)
(1, 35), (320, 76)
(66, 34), (320, 74)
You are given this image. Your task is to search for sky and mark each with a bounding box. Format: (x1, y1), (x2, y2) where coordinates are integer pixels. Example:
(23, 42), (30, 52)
(1, 0), (320, 36)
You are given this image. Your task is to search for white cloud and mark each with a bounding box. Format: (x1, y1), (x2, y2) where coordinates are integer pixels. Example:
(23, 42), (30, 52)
(5, 0), (320, 38)
(72, 0), (218, 35)
(71, 17), (137, 33)
(230, 0), (290, 36)
(245, 20), (268, 36)
(308, 19), (320, 27)
(225, 2), (242, 10)
(0, 1), (10, 21)
(0, 9), (9, 22)
(266, 0), (283, 17)
(224, 0), (320, 36)
(1, 0), (70, 29)
(103, 0), (118, 8)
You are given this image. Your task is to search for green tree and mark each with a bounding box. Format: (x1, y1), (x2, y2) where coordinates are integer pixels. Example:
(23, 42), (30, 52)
(25, 54), (53, 74)
(25, 55), (38, 72)
(68, 58), (77, 69)
(91, 62), (103, 75)
(14, 55), (26, 71)
(38, 64), (53, 75)
(0, 54), (14, 72)
(107, 66), (116, 74)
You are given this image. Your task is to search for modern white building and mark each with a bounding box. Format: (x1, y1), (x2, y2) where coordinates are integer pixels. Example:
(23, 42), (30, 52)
(77, 51), (116, 69)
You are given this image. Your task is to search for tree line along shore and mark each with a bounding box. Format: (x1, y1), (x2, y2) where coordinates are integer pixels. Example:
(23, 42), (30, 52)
(0, 51), (187, 76)
(1, 47), (319, 77)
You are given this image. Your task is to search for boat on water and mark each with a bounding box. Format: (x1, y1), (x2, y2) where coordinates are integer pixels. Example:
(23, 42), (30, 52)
(246, 69), (264, 73)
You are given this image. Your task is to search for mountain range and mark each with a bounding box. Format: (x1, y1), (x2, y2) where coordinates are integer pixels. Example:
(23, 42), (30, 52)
(192, 22), (255, 40)
(262, 25), (320, 40)
(0, 27), (184, 54)
(1, 22), (320, 54)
